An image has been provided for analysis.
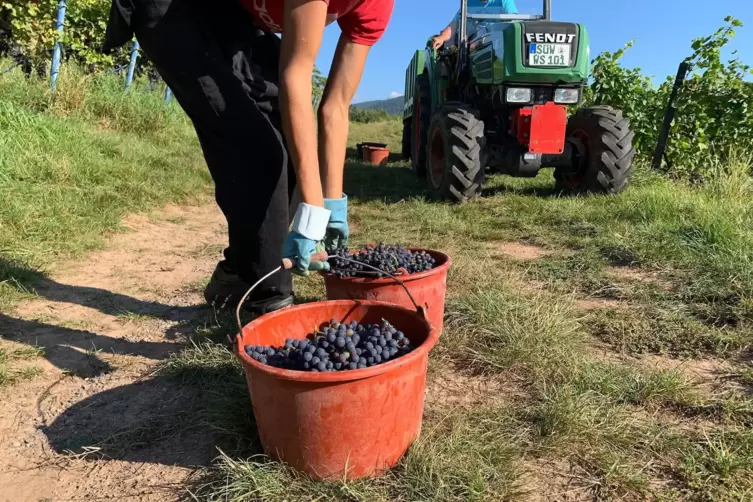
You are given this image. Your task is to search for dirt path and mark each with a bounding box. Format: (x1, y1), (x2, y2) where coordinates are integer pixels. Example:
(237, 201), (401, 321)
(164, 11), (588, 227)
(0, 203), (227, 502)
(2, 204), (733, 502)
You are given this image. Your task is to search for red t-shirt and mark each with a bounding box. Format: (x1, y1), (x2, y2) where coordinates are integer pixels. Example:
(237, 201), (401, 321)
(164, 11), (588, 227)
(241, 0), (394, 46)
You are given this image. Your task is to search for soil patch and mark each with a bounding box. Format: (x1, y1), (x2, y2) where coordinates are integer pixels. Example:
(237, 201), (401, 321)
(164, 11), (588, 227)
(491, 242), (550, 261)
(575, 298), (622, 311)
(609, 266), (674, 291)
(0, 203), (227, 502)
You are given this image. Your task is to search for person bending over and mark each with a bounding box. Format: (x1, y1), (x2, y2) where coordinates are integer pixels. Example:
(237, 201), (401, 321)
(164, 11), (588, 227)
(104, 0), (394, 314)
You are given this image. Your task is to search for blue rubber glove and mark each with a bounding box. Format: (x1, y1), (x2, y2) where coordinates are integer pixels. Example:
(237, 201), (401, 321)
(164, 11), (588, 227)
(282, 231), (330, 277)
(324, 194), (349, 252)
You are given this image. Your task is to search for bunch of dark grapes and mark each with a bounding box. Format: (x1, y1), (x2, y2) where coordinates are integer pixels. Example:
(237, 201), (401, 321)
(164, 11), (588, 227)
(244, 319), (414, 372)
(329, 243), (436, 279)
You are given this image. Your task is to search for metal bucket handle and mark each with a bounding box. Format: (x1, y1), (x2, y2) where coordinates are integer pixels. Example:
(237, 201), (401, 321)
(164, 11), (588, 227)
(233, 253), (427, 343)
(333, 255), (424, 313)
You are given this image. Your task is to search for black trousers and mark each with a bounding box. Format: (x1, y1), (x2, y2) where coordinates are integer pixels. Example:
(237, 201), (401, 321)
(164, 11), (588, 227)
(119, 0), (294, 301)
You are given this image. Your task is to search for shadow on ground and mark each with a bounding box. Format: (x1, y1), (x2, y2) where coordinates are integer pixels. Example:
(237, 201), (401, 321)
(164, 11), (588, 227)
(344, 159), (426, 204)
(1, 256), (261, 470)
(480, 176), (566, 199)
(344, 154), (573, 204)
(0, 313), (178, 377)
(0, 257), (208, 376)
(41, 356), (261, 469)
(346, 147), (405, 165)
(30, 277), (201, 327)
(482, 184), (564, 198)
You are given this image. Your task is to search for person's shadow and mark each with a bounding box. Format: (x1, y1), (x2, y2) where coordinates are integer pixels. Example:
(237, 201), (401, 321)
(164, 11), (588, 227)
(39, 321), (262, 470)
(0, 257), (208, 377)
(0, 312), (179, 377)
(1, 256), (259, 470)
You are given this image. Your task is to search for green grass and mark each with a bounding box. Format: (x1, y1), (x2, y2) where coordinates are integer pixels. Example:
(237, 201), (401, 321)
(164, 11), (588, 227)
(191, 405), (527, 502)
(0, 62), (210, 310)
(159, 120), (753, 501)
(676, 427), (753, 501)
(0, 343), (45, 386)
(0, 62), (188, 136)
(346, 118), (404, 157)
(586, 306), (750, 358)
(3, 83), (753, 499)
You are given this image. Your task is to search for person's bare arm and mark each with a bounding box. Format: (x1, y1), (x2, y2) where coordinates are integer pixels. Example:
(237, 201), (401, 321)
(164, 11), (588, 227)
(280, 0), (328, 207)
(433, 19), (457, 49)
(317, 36), (370, 199)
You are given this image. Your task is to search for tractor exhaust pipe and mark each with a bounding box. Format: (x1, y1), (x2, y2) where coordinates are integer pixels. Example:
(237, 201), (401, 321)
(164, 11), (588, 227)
(543, 0), (551, 20)
(456, 0), (468, 84)
(459, 0), (467, 44)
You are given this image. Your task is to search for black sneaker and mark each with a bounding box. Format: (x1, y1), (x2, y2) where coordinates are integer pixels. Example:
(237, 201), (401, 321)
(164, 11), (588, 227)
(243, 294), (295, 315)
(204, 262), (293, 314)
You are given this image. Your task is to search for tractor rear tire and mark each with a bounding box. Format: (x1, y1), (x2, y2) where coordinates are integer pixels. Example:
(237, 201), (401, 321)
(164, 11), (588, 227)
(411, 74), (431, 177)
(555, 106), (635, 194)
(426, 103), (485, 203)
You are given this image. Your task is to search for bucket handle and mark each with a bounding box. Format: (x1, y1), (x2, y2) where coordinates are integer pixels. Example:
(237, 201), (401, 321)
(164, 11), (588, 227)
(234, 265), (283, 340)
(332, 256), (424, 314)
(234, 251), (329, 338)
(233, 253), (427, 345)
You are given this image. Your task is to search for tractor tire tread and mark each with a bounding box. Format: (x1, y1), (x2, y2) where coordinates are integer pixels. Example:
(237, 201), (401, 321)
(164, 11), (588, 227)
(427, 103), (485, 203)
(556, 105), (636, 194)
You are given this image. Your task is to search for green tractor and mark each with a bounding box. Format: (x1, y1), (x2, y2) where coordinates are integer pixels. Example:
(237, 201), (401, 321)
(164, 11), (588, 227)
(401, 0), (635, 202)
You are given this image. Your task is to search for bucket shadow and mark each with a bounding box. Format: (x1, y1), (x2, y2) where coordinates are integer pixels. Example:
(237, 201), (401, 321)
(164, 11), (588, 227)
(41, 359), (262, 468)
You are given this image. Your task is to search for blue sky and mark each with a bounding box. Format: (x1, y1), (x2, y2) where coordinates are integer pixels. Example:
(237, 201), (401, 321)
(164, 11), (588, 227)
(313, 0), (752, 103)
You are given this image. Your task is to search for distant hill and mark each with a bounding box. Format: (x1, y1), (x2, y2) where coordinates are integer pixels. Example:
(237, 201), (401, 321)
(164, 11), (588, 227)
(352, 96), (404, 116)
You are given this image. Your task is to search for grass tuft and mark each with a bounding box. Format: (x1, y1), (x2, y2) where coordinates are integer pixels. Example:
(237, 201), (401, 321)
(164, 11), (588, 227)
(587, 307), (750, 358)
(444, 286), (584, 383)
(189, 405), (526, 502)
(0, 343), (45, 386)
(678, 428), (753, 501)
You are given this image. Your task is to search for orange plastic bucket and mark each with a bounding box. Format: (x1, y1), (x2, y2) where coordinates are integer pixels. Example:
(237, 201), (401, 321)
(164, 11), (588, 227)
(323, 249), (451, 335)
(235, 300), (438, 480)
(362, 145), (390, 166)
(356, 141), (387, 159)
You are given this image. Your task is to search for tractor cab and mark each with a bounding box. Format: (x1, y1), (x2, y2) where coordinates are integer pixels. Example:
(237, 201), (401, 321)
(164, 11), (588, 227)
(457, 0), (551, 46)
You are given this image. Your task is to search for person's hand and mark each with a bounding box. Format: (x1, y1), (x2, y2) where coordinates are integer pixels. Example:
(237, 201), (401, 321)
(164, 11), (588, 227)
(284, 202), (331, 276)
(282, 231), (330, 276)
(431, 35), (446, 50)
(323, 194), (349, 251)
